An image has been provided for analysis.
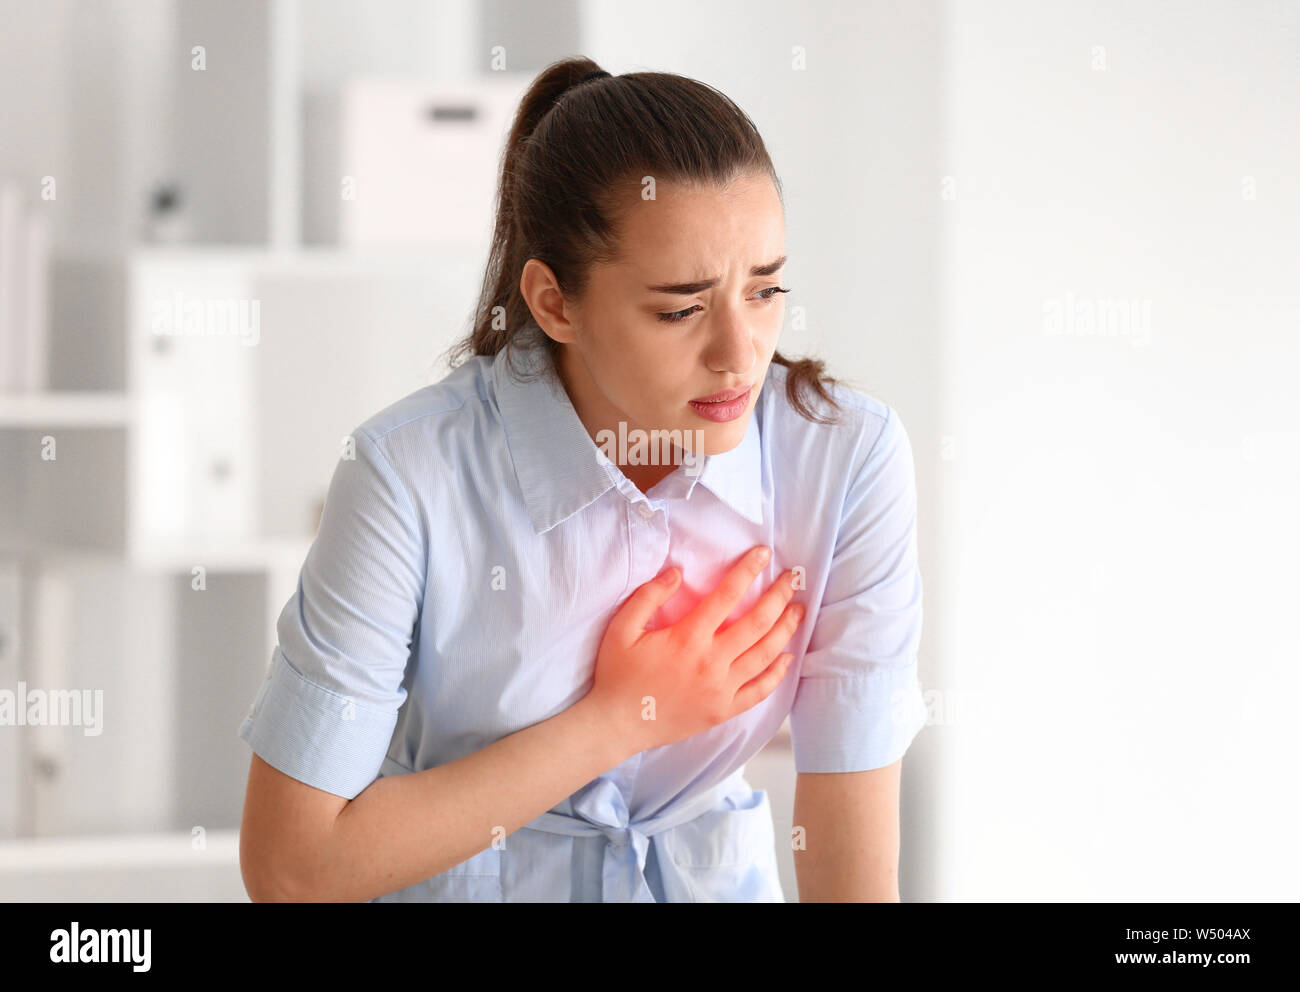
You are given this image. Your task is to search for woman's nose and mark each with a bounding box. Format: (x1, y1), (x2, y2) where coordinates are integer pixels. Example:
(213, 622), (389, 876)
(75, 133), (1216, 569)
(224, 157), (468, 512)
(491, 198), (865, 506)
(706, 316), (756, 375)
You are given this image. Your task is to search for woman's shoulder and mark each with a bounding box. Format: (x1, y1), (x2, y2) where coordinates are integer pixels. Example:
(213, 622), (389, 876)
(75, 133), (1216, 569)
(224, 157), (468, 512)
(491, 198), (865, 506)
(760, 359), (902, 470)
(338, 356), (498, 501)
(350, 356), (493, 449)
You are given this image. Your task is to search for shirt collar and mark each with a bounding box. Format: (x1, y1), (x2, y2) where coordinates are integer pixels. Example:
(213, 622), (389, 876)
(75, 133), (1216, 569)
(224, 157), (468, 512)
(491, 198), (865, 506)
(492, 332), (764, 534)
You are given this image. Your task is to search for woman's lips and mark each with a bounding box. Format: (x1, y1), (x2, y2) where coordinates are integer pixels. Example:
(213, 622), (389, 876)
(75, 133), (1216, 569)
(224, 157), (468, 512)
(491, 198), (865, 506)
(692, 385), (750, 403)
(688, 386), (752, 423)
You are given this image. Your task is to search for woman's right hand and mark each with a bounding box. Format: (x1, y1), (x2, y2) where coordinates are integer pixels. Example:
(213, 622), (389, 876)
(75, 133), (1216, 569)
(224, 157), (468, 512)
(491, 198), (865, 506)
(583, 545), (805, 757)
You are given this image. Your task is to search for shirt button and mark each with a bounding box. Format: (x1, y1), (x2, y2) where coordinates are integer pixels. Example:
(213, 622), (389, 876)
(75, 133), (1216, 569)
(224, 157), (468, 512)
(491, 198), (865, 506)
(638, 503), (654, 519)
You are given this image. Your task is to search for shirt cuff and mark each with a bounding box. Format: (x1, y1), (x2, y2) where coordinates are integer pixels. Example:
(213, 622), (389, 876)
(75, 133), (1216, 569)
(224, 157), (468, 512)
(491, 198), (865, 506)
(238, 645), (399, 800)
(790, 664), (929, 773)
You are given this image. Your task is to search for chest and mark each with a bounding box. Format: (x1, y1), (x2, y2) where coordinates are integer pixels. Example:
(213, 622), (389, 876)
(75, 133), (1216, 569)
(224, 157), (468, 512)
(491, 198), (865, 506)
(402, 489), (800, 766)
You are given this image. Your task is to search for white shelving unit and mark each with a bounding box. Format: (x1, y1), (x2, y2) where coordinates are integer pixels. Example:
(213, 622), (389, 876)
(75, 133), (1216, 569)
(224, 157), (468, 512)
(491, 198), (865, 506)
(0, 0), (567, 861)
(0, 393), (130, 428)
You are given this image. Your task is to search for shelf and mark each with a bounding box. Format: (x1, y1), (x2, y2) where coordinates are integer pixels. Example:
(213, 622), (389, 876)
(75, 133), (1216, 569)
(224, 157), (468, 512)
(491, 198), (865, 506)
(57, 241), (492, 277)
(0, 829), (245, 901)
(127, 535), (314, 572)
(0, 535), (314, 573)
(0, 391), (131, 428)
(0, 828), (239, 871)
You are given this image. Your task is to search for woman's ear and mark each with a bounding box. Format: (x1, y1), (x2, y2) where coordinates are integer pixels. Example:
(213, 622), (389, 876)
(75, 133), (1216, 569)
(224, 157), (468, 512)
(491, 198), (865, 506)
(520, 257), (579, 345)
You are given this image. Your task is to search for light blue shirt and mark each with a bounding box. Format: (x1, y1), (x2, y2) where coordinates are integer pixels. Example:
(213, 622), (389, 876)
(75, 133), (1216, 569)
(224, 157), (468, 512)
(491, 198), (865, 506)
(238, 326), (928, 902)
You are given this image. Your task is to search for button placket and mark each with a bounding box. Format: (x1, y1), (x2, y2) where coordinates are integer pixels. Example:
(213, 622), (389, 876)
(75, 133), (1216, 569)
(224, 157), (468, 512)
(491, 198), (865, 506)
(627, 498), (671, 599)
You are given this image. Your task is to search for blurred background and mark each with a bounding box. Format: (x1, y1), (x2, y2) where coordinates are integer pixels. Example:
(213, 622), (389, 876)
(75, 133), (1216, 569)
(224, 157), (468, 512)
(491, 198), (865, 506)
(0, 0), (1296, 901)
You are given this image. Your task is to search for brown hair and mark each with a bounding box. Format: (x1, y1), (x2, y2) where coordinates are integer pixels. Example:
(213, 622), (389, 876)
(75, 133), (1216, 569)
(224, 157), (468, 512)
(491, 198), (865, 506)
(442, 56), (845, 425)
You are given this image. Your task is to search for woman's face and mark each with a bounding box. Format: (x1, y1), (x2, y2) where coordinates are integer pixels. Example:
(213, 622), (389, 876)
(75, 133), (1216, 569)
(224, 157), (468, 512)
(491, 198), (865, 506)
(522, 172), (787, 483)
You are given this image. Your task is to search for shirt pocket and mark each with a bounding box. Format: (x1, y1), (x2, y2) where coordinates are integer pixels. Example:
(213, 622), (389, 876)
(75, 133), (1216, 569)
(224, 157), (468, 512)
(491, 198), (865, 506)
(371, 754), (504, 902)
(665, 787), (784, 902)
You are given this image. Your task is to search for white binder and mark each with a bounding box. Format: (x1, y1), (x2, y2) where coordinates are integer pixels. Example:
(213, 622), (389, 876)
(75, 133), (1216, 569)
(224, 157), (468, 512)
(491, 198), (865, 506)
(0, 558), (22, 838)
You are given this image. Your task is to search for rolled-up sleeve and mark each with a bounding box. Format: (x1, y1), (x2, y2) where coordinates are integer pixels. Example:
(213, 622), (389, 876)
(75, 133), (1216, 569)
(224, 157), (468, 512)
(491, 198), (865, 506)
(238, 427), (427, 799)
(788, 405), (929, 773)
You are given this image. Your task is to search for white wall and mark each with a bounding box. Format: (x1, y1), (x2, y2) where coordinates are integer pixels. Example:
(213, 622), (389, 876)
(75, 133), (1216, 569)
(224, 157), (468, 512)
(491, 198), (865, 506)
(939, 0), (1300, 899)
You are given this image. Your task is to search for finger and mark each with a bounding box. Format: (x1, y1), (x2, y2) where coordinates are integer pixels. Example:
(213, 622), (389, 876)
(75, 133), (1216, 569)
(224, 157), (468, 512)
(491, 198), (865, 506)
(679, 546), (770, 640)
(730, 652), (795, 717)
(608, 566), (681, 644)
(728, 599), (804, 687)
(715, 568), (798, 660)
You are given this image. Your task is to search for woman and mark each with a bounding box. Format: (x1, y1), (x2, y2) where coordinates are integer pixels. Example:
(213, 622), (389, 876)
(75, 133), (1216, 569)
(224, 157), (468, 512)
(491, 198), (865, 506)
(238, 58), (928, 902)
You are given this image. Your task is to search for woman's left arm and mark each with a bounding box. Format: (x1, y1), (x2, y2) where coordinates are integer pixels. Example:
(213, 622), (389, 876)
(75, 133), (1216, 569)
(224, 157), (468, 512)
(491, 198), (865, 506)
(791, 757), (903, 902)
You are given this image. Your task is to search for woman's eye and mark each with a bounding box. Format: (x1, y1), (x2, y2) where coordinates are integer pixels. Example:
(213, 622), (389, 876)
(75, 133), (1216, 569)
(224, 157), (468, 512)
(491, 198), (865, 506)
(657, 305), (700, 324)
(655, 287), (790, 324)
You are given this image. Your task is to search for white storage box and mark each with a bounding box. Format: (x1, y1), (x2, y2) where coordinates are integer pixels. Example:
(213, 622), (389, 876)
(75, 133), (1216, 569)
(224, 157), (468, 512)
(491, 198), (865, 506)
(303, 75), (530, 247)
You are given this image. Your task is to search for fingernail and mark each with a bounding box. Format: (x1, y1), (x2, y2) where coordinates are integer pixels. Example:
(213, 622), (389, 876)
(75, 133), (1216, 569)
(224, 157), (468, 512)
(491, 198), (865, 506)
(756, 547), (771, 565)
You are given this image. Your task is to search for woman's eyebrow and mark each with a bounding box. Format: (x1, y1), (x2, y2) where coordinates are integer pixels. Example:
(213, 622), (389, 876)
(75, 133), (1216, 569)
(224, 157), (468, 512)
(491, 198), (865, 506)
(645, 255), (786, 295)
